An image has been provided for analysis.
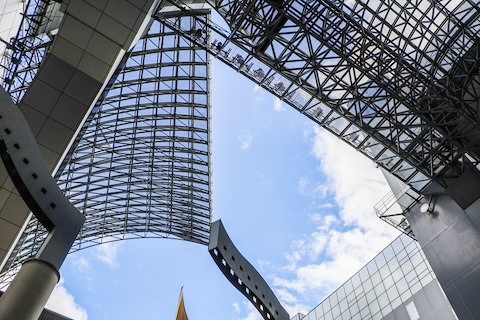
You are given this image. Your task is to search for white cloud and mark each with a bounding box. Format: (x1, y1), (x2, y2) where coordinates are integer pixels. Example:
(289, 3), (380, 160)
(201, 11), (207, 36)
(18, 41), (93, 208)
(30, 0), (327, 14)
(253, 85), (264, 102)
(272, 127), (399, 313)
(233, 302), (241, 314)
(72, 257), (91, 273)
(276, 288), (311, 317)
(95, 241), (122, 268)
(297, 176), (310, 195)
(238, 302), (263, 320)
(69, 256), (95, 292)
(46, 278), (88, 320)
(238, 132), (254, 150)
(273, 97), (285, 112)
(311, 127), (395, 231)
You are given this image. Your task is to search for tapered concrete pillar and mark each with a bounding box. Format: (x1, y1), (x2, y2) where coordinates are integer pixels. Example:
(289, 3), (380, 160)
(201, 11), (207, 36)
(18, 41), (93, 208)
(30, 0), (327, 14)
(0, 259), (59, 320)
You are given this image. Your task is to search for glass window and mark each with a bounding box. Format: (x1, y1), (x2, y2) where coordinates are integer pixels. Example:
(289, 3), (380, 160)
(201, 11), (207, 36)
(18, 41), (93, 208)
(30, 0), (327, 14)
(396, 249), (408, 264)
(409, 252), (423, 267)
(366, 289), (377, 304)
(372, 311), (383, 320)
(402, 260), (414, 275)
(341, 309), (351, 320)
(410, 281), (423, 296)
(349, 302), (359, 316)
(390, 297), (402, 310)
(402, 236), (416, 252)
(379, 264), (391, 279)
(347, 291), (356, 305)
(313, 303), (324, 317)
(383, 245), (395, 261)
(351, 273), (362, 288)
(400, 290), (413, 303)
(374, 282), (385, 297)
(359, 267), (370, 282)
(329, 292), (338, 307)
(369, 300), (381, 315)
(415, 261), (428, 276)
(371, 271), (382, 286)
(396, 250), (409, 265)
(339, 298), (348, 313)
(337, 286), (346, 301)
(351, 312), (362, 320)
(358, 295), (368, 310)
(396, 277), (409, 295)
(322, 296), (331, 311)
(367, 259), (378, 275)
(383, 303), (393, 317)
(376, 252), (386, 268)
(392, 237), (405, 254)
(378, 292), (389, 309)
(383, 275), (395, 289)
(344, 279), (354, 295)
(387, 284), (399, 301)
(323, 310), (333, 320)
(360, 306), (370, 319)
(331, 304), (340, 318)
(391, 266), (404, 282)
(420, 273), (434, 287)
(363, 277), (373, 292)
(355, 284), (365, 298)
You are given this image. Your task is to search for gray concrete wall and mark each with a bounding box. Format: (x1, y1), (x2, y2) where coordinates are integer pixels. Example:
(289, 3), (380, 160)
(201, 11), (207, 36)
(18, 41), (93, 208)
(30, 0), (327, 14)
(408, 193), (480, 320)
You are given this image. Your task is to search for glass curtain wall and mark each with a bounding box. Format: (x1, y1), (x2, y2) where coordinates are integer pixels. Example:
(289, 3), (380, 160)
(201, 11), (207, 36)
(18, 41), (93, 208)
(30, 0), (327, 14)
(0, 10), (213, 287)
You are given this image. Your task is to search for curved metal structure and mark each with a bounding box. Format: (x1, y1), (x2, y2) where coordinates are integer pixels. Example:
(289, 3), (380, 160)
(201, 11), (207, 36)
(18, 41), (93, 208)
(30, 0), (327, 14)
(1, 0), (480, 318)
(0, 11), (213, 284)
(0, 87), (84, 270)
(59, 13), (212, 250)
(209, 220), (289, 320)
(155, 0), (480, 234)
(0, 0), (62, 104)
(0, 7), (290, 320)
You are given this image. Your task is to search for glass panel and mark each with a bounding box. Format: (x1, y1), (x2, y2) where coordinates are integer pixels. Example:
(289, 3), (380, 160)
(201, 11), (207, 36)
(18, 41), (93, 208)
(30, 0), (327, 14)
(396, 277), (409, 295)
(387, 284), (399, 302)
(363, 277), (373, 293)
(378, 292), (389, 309)
(358, 295), (368, 310)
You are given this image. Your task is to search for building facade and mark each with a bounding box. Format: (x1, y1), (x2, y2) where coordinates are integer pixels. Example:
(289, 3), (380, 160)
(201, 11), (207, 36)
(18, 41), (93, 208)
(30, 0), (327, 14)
(295, 235), (457, 320)
(1, 0), (480, 319)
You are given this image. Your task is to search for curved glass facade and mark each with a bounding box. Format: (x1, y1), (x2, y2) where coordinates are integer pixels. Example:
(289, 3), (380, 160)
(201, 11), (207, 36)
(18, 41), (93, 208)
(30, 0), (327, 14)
(157, 0), (480, 234)
(0, 10), (212, 285)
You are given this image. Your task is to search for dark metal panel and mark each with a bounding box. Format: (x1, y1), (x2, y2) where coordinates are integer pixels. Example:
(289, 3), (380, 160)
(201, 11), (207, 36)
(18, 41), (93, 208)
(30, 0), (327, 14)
(209, 220), (289, 320)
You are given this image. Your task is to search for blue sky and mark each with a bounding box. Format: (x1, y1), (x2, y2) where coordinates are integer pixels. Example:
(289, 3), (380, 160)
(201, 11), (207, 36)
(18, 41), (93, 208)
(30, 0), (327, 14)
(43, 46), (400, 320)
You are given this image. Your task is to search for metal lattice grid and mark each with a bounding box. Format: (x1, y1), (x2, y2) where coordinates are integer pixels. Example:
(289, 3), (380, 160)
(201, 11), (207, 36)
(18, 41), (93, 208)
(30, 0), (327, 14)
(155, 0), (480, 234)
(0, 0), (62, 102)
(1, 0), (479, 266)
(0, 11), (213, 285)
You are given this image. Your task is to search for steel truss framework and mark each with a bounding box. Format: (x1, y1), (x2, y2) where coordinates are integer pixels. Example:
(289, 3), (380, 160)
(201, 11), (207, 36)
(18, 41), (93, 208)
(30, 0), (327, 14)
(0, 0), (62, 104)
(1, 0), (480, 281)
(0, 9), (212, 284)
(156, 0), (480, 235)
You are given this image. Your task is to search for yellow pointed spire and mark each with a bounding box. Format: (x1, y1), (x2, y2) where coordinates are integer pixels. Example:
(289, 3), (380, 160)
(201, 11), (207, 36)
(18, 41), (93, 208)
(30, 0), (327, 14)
(174, 287), (189, 320)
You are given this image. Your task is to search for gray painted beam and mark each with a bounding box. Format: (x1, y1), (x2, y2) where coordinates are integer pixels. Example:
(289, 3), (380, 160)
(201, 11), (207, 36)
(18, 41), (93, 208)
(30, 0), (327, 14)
(209, 220), (289, 320)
